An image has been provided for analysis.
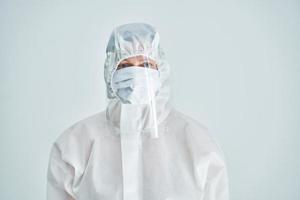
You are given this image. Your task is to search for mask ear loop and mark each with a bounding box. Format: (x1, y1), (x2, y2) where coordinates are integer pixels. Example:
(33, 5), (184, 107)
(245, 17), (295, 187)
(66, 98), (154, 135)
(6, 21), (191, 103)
(144, 55), (159, 139)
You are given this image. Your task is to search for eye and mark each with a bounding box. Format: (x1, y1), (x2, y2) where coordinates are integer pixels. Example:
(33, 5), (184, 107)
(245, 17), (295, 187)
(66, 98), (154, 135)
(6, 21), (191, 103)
(141, 62), (156, 69)
(118, 63), (131, 69)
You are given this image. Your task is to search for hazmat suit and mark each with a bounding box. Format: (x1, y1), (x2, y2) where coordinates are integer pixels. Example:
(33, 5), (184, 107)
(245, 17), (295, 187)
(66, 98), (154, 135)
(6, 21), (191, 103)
(47, 22), (229, 200)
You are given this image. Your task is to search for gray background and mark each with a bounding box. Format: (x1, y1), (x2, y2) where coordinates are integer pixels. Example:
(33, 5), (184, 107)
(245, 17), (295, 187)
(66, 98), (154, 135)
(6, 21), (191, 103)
(1, 0), (299, 199)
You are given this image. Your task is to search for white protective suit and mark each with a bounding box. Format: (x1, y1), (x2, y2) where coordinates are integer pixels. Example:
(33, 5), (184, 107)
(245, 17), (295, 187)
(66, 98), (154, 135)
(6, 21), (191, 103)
(47, 23), (229, 200)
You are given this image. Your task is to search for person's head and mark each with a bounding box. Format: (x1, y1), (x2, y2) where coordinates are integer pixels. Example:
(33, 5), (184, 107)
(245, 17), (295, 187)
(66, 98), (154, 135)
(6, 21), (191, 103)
(104, 22), (170, 104)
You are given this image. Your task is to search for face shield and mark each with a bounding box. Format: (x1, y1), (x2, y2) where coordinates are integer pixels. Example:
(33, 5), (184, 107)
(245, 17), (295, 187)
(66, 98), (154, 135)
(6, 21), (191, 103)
(103, 23), (172, 199)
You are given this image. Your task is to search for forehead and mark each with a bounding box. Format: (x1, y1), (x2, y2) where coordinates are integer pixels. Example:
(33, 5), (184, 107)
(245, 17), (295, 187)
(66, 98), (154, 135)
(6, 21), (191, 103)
(120, 55), (156, 63)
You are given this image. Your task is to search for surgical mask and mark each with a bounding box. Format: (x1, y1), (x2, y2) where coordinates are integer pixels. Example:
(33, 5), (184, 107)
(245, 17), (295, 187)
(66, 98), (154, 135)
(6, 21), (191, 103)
(112, 66), (161, 104)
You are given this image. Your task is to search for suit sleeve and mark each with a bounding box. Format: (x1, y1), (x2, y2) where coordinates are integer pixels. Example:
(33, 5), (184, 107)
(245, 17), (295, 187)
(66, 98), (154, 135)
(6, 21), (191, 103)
(47, 143), (76, 200)
(202, 152), (229, 200)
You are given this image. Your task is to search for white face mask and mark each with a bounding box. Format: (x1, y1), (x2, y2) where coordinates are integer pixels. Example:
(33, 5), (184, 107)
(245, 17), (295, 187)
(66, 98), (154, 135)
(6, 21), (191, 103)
(112, 66), (161, 104)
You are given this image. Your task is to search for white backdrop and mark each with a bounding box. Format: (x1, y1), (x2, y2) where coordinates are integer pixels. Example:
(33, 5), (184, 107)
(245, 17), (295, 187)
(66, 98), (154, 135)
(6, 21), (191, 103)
(1, 0), (299, 199)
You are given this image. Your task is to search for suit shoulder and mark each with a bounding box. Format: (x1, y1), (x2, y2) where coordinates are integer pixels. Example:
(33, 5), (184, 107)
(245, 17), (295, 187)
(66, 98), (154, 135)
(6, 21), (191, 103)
(52, 110), (106, 148)
(169, 108), (209, 132)
(170, 109), (226, 158)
